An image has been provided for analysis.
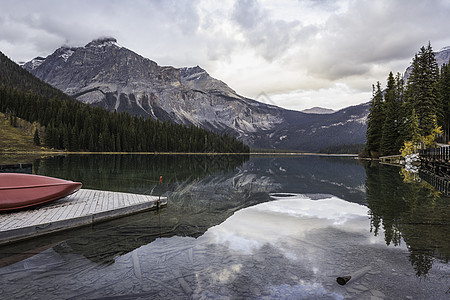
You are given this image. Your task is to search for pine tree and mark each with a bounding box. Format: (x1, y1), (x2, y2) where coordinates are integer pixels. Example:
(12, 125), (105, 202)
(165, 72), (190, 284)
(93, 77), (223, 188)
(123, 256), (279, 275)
(438, 63), (450, 142)
(381, 72), (405, 155)
(380, 72), (396, 155)
(366, 82), (385, 157)
(33, 128), (40, 146)
(409, 109), (422, 144)
(400, 109), (422, 156)
(405, 42), (439, 137)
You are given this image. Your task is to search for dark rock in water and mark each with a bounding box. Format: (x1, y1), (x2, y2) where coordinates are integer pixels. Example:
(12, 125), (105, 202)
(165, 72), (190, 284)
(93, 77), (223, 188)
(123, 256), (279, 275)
(336, 275), (351, 285)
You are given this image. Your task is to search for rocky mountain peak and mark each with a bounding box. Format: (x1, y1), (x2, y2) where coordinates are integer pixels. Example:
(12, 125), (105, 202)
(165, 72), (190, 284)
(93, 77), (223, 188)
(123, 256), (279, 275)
(180, 65), (207, 78)
(22, 39), (369, 151)
(23, 56), (46, 70)
(54, 46), (77, 62)
(85, 37), (119, 48)
(179, 65), (239, 98)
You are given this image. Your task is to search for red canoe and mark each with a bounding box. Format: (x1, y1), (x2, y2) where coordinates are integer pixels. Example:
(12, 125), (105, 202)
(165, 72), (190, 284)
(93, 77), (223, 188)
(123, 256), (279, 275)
(0, 173), (82, 211)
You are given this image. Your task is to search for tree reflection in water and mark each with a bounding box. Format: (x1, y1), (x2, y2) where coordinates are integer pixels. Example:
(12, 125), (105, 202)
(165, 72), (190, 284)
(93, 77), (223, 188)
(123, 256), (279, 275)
(364, 161), (450, 277)
(32, 154), (250, 195)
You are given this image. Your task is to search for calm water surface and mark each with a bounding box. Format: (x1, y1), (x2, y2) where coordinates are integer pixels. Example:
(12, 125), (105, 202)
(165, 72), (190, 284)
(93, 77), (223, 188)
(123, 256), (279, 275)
(0, 154), (448, 299)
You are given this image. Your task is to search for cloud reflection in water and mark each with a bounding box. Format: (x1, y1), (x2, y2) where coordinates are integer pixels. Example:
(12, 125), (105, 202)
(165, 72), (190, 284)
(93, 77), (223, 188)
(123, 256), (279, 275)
(3, 194), (438, 299)
(202, 193), (376, 256)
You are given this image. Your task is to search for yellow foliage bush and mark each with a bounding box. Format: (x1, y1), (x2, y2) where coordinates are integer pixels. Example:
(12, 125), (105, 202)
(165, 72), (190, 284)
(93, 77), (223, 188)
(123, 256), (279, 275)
(401, 121), (443, 157)
(400, 141), (415, 157)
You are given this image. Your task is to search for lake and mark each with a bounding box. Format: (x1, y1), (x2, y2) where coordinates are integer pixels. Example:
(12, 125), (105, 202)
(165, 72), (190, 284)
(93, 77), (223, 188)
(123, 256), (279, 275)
(0, 154), (449, 299)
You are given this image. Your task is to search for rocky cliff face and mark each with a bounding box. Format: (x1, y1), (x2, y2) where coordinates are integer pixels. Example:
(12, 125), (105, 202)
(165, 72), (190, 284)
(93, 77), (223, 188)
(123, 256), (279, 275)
(23, 38), (369, 151)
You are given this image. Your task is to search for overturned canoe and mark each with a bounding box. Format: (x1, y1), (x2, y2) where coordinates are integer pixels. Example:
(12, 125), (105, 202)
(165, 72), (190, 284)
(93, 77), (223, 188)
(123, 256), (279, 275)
(0, 173), (82, 211)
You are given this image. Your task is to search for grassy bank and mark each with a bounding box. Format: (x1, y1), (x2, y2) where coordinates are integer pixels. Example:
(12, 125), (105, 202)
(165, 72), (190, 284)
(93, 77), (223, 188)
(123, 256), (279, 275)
(0, 113), (64, 164)
(0, 113), (42, 152)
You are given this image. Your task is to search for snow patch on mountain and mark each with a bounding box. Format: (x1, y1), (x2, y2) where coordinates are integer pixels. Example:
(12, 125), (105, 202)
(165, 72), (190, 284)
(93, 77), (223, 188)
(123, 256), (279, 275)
(353, 114), (368, 124)
(59, 49), (74, 62)
(320, 114), (367, 129)
(180, 66), (207, 81)
(26, 57), (46, 70)
(85, 37), (119, 48)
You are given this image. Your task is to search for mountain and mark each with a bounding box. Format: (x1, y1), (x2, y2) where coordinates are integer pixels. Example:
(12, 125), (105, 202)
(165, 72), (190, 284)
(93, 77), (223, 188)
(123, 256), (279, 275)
(404, 46), (450, 81)
(23, 37), (369, 152)
(301, 107), (335, 114)
(263, 103), (368, 151)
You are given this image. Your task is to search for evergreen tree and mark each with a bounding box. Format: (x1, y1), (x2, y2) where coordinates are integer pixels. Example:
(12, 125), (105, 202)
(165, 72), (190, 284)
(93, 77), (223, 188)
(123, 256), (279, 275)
(438, 63), (450, 142)
(380, 72), (396, 155)
(366, 81), (385, 157)
(33, 128), (40, 146)
(381, 72), (405, 155)
(408, 109), (422, 144)
(405, 42), (439, 137)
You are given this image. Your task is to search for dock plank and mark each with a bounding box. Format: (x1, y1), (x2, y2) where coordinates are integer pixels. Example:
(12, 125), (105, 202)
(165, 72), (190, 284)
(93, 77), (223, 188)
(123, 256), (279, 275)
(0, 189), (167, 245)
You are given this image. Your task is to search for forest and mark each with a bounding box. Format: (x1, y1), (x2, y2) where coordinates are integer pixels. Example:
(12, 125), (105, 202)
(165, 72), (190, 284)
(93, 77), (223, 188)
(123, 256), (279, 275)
(0, 51), (250, 153)
(363, 43), (450, 158)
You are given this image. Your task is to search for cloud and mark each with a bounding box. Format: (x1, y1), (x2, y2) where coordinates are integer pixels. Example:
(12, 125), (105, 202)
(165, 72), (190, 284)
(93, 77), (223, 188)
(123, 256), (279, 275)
(269, 84), (371, 111)
(232, 0), (264, 29)
(156, 0), (200, 35)
(213, 0), (450, 109)
(0, 0), (202, 60)
(0, 1), (116, 59)
(231, 0), (304, 61)
(1, 0), (450, 111)
(301, 0), (450, 81)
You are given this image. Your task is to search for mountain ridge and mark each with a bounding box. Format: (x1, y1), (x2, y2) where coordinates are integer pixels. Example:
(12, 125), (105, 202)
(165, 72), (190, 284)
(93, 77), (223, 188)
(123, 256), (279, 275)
(23, 38), (369, 152)
(301, 107), (335, 114)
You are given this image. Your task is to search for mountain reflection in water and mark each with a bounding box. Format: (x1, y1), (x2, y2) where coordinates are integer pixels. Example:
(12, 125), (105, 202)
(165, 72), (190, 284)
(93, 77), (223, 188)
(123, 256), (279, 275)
(0, 155), (448, 299)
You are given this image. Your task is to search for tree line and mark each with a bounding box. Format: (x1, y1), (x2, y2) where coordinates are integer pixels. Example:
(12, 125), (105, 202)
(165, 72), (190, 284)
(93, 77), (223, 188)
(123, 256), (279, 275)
(0, 51), (250, 153)
(363, 43), (450, 158)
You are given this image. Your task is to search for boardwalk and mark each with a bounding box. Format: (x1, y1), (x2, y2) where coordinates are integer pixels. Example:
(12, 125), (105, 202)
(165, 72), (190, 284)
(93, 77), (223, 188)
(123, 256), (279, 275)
(0, 189), (167, 245)
(379, 154), (403, 166)
(419, 147), (450, 179)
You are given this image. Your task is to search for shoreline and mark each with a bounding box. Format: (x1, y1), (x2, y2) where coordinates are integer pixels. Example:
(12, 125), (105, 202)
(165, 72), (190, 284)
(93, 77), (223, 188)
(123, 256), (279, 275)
(1, 150), (359, 156)
(0, 150), (360, 166)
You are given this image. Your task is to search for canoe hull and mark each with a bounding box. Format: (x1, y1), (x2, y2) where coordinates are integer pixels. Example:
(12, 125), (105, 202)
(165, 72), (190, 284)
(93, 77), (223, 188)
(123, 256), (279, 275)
(0, 173), (82, 211)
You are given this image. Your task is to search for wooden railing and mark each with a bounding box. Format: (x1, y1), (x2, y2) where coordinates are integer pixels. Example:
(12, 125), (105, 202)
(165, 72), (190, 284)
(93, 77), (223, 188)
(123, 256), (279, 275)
(419, 147), (450, 162)
(419, 147), (450, 180)
(419, 171), (450, 196)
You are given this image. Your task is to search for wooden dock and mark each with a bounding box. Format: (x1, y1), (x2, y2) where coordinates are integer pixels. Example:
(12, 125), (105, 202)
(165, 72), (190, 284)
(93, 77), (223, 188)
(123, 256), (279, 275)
(0, 163), (33, 170)
(379, 154), (404, 166)
(0, 189), (167, 245)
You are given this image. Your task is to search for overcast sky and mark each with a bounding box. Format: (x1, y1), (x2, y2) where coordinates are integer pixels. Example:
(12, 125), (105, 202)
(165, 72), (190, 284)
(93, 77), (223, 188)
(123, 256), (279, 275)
(1, 0), (450, 111)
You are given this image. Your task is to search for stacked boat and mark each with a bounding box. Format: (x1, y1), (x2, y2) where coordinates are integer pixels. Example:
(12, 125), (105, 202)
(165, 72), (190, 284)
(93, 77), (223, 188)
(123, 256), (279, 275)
(0, 173), (82, 211)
